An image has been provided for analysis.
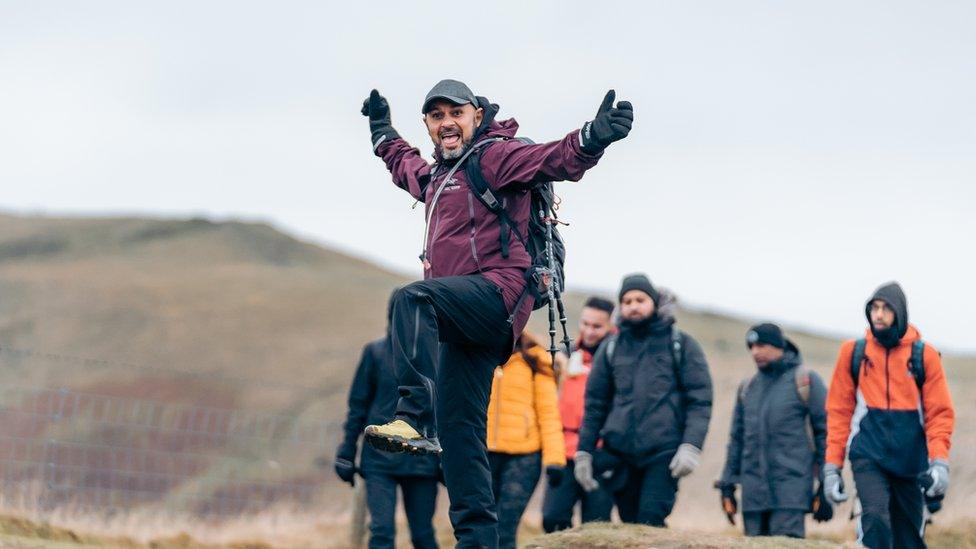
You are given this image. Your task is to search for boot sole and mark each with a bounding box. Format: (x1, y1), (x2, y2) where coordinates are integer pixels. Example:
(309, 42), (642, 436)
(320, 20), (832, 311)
(364, 431), (442, 456)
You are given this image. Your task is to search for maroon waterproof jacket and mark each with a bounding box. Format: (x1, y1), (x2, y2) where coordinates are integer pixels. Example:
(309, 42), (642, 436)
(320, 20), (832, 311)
(376, 100), (602, 337)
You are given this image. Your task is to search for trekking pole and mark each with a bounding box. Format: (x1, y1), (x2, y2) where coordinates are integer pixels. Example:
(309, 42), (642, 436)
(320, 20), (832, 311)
(553, 283), (573, 356)
(541, 208), (559, 365)
(539, 206), (568, 367)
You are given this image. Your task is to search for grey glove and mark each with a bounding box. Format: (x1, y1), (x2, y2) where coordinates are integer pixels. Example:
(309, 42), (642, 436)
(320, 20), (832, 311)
(574, 451), (600, 493)
(925, 459), (950, 497)
(823, 463), (849, 504)
(669, 443), (701, 478)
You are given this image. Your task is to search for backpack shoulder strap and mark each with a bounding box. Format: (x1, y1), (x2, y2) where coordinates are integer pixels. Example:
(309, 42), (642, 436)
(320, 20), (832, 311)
(670, 325), (684, 368)
(910, 339), (926, 391)
(463, 137), (527, 258)
(794, 365), (811, 406)
(737, 376), (754, 405)
(604, 334), (618, 364)
(850, 338), (867, 389)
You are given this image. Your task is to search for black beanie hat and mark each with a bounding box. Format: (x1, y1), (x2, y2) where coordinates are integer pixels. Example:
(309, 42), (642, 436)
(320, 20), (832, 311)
(746, 322), (786, 349)
(618, 273), (660, 304)
(583, 296), (615, 315)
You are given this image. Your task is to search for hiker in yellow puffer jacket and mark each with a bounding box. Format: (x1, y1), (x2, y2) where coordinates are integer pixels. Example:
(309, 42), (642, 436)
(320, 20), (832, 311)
(486, 331), (566, 549)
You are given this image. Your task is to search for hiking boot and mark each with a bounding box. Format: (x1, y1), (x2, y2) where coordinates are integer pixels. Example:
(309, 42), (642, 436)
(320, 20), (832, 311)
(364, 419), (442, 456)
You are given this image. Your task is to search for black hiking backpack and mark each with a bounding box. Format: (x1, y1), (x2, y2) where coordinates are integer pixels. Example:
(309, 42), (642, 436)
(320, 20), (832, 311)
(850, 338), (926, 391)
(463, 137), (566, 314)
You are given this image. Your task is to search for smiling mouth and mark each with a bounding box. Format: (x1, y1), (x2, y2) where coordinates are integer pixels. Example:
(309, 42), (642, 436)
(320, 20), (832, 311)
(440, 129), (462, 148)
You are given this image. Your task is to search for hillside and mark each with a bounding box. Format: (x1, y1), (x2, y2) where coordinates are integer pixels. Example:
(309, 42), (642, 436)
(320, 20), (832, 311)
(0, 212), (972, 546)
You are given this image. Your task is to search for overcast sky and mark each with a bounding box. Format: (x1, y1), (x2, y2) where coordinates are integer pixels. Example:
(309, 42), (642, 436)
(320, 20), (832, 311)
(2, 1), (974, 351)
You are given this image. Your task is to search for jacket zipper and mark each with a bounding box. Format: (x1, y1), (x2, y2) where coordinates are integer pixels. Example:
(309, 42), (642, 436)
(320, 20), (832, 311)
(885, 349), (891, 410)
(467, 193), (481, 269)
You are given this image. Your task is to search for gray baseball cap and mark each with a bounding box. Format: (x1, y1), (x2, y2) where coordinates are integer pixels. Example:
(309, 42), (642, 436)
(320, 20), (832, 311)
(421, 79), (479, 114)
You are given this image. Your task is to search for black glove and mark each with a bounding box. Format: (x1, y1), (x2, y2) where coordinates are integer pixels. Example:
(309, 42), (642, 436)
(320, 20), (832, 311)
(580, 89), (633, 154)
(713, 480), (738, 526)
(917, 471), (945, 514)
(546, 465), (564, 488)
(812, 481), (834, 522)
(334, 457), (356, 487)
(361, 89), (400, 149)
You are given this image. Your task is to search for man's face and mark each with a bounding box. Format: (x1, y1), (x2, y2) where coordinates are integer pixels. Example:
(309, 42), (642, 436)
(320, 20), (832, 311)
(620, 290), (655, 322)
(869, 299), (896, 331)
(424, 101), (483, 160)
(578, 307), (612, 349)
(749, 343), (785, 369)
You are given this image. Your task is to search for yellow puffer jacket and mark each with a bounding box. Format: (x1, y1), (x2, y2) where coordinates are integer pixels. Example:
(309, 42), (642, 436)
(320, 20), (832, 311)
(486, 343), (566, 467)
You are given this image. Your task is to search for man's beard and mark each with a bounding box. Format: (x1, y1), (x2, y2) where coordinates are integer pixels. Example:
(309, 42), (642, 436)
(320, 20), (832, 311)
(439, 138), (471, 160)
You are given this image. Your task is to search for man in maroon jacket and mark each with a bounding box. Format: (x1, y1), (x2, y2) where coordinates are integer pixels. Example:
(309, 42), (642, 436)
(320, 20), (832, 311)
(361, 79), (632, 548)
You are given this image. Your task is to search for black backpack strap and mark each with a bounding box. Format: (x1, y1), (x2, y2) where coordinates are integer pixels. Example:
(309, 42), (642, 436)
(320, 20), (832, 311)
(464, 138), (528, 258)
(670, 325), (686, 393)
(850, 338), (867, 389)
(604, 334), (618, 365)
(910, 340), (926, 391)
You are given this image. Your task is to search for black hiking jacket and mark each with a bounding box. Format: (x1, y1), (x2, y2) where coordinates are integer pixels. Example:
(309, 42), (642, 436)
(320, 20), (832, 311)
(577, 311), (713, 465)
(720, 341), (827, 512)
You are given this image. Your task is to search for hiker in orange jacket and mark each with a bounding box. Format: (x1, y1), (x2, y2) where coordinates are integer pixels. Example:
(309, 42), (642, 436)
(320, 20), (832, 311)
(541, 296), (617, 532)
(824, 282), (954, 549)
(486, 331), (566, 549)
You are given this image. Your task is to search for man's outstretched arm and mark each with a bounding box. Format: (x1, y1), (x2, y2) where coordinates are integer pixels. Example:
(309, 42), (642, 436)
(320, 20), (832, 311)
(362, 89), (431, 201)
(481, 89), (633, 189)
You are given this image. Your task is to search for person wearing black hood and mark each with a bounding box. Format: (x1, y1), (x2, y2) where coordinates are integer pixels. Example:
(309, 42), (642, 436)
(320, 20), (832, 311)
(575, 274), (713, 526)
(335, 292), (441, 549)
(824, 282), (955, 549)
(715, 323), (828, 538)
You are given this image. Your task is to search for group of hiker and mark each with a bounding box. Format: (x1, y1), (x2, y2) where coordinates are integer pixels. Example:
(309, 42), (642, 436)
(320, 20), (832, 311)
(337, 78), (956, 549)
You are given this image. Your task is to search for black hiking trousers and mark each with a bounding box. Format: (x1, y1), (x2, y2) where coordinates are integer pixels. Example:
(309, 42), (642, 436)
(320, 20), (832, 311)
(364, 473), (439, 549)
(389, 275), (512, 549)
(489, 452), (542, 549)
(742, 510), (805, 538)
(541, 459), (614, 532)
(853, 459), (926, 549)
(614, 451), (679, 527)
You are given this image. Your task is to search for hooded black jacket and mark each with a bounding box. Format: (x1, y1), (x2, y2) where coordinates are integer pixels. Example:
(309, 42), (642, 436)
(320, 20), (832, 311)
(719, 341), (827, 512)
(337, 337), (440, 478)
(577, 304), (713, 465)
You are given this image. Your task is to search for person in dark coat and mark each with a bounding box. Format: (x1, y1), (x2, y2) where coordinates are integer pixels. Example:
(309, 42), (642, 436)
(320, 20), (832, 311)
(575, 274), (713, 527)
(360, 79), (633, 548)
(716, 323), (828, 538)
(335, 294), (441, 549)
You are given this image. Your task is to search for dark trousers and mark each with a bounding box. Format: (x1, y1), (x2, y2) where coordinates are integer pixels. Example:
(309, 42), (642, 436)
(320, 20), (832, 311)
(742, 510), (805, 538)
(390, 276), (512, 549)
(488, 452), (542, 549)
(614, 453), (679, 527)
(853, 459), (926, 549)
(364, 473), (439, 549)
(541, 459), (614, 532)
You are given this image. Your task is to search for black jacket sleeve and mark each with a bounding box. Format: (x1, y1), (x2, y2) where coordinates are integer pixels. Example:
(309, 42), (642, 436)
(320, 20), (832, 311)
(720, 380), (747, 485)
(577, 339), (614, 454)
(678, 334), (713, 450)
(807, 371), (828, 473)
(337, 343), (378, 461)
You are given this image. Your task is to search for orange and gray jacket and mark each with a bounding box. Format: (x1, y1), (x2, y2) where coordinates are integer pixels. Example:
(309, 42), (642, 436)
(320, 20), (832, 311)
(826, 284), (955, 476)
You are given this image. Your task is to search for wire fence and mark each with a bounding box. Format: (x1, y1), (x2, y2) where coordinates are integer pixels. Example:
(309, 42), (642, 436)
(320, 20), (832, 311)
(0, 381), (348, 521)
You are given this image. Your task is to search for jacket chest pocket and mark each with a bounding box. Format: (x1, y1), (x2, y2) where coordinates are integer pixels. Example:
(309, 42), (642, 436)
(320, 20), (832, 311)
(614, 363), (636, 396)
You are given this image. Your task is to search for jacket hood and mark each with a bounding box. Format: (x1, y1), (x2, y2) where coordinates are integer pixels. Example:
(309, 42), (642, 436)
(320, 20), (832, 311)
(433, 96), (519, 163)
(865, 282), (909, 345)
(763, 338), (802, 373)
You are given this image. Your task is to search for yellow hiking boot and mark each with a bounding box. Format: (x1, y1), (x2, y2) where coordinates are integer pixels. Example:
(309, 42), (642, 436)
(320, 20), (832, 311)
(364, 419), (442, 456)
